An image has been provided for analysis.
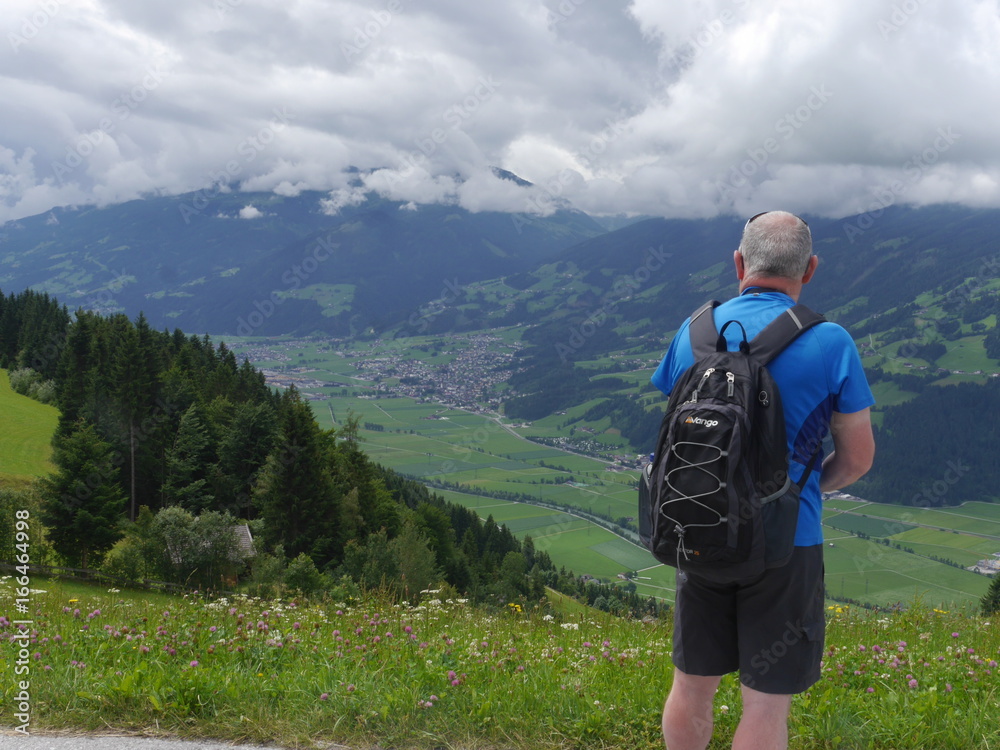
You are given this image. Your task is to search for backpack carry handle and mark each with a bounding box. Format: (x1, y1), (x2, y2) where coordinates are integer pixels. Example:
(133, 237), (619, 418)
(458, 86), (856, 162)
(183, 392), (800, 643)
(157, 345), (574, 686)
(717, 319), (750, 354)
(689, 299), (826, 363)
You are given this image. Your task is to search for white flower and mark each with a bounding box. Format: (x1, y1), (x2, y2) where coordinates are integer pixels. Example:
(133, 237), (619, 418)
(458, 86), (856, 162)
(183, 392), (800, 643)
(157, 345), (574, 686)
(561, 623), (579, 630)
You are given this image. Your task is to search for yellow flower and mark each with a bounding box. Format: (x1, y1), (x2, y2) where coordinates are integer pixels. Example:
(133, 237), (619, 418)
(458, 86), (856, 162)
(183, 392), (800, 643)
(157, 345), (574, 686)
(69, 599), (79, 603)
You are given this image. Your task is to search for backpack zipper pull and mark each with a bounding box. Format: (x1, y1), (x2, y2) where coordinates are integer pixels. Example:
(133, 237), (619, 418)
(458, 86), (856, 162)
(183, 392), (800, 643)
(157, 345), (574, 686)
(689, 367), (715, 403)
(726, 371), (735, 397)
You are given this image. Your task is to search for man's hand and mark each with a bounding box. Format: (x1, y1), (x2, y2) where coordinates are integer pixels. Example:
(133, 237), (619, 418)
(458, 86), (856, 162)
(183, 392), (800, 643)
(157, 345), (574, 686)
(819, 408), (875, 492)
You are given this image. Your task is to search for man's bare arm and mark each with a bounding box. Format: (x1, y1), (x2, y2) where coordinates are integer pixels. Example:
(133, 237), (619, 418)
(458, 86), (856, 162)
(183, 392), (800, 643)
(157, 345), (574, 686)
(819, 408), (875, 493)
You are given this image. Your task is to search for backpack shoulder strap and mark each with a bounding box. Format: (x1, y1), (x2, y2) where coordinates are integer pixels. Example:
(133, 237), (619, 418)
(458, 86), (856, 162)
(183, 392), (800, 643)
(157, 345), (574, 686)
(688, 300), (721, 359)
(748, 304), (826, 365)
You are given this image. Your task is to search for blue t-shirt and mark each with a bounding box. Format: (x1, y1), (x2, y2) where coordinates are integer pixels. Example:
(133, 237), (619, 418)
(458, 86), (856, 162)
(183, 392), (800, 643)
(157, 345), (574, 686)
(650, 289), (875, 546)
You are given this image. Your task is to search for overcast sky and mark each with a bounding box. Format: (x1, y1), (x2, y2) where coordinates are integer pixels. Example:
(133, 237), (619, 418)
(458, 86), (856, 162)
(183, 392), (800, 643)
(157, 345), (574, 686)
(2, 0), (999, 224)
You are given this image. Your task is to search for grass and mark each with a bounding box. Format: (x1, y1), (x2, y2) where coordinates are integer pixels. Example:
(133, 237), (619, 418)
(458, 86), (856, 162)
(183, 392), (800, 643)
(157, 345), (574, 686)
(0, 369), (59, 484)
(2, 577), (999, 749)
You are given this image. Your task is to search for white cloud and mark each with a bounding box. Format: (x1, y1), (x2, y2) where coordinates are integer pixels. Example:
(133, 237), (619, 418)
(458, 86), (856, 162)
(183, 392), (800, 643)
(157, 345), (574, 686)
(238, 204), (263, 219)
(2, 0), (1000, 223)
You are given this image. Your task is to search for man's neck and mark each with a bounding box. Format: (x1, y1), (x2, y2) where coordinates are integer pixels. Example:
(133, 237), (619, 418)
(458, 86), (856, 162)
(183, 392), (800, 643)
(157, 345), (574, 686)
(739, 276), (801, 301)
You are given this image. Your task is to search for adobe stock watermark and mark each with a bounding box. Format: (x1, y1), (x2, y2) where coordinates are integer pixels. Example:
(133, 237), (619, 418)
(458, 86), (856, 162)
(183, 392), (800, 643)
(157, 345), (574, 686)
(715, 85), (834, 201)
(179, 107), (296, 223)
(512, 110), (630, 230)
(82, 265), (133, 315)
(743, 618), (813, 688)
(667, 0), (750, 70)
(341, 0), (405, 62)
(841, 126), (961, 243)
(548, 0), (585, 25)
(11, 508), (33, 734)
(878, 0), (930, 40)
(385, 76), (501, 188)
(555, 245), (672, 362)
(894, 253), (1000, 363)
(7, 0), (63, 53)
(214, 0), (244, 21)
(848, 458), (970, 578)
(235, 233), (337, 336)
(51, 64), (171, 184)
(382, 277), (469, 358)
(438, 415), (506, 475)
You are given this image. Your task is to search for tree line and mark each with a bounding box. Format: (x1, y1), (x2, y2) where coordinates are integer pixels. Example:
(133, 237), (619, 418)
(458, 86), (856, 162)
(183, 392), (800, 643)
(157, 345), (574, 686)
(0, 288), (666, 617)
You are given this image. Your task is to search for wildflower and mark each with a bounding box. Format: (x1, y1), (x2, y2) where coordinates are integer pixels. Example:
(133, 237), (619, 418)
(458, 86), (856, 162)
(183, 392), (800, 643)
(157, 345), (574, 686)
(908, 679), (918, 689)
(190, 660), (199, 667)
(866, 687), (875, 693)
(347, 684), (356, 692)
(320, 693), (329, 701)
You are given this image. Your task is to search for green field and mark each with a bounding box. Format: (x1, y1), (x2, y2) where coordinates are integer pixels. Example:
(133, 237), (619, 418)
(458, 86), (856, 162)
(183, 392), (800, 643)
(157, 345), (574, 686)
(434, 488), (678, 602)
(225, 337), (999, 611)
(0, 369), (58, 483)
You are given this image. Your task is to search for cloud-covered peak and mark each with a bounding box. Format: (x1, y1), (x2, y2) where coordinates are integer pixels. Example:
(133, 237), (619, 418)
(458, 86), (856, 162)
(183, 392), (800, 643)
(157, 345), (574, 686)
(2, 0), (999, 224)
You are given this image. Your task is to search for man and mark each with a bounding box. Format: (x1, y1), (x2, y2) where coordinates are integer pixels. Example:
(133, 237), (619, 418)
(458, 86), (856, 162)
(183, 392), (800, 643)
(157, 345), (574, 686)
(651, 211), (875, 750)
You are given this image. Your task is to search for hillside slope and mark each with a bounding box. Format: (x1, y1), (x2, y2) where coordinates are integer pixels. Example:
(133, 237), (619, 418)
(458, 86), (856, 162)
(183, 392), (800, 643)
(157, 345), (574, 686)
(0, 369), (58, 484)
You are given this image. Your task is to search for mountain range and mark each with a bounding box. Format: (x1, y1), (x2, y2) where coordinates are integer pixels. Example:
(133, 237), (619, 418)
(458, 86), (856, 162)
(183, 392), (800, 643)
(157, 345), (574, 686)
(4, 186), (1000, 506)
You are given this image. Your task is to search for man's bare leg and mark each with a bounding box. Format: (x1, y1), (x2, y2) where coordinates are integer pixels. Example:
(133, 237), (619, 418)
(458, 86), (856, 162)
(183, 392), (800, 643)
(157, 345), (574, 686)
(731, 684), (793, 750)
(662, 668), (722, 750)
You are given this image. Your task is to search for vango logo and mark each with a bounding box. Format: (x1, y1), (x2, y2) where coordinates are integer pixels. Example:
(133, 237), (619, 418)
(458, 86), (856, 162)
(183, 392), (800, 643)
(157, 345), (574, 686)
(685, 416), (720, 428)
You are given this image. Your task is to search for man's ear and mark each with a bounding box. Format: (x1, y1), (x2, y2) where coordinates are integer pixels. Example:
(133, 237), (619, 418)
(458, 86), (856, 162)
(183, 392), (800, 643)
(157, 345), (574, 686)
(734, 250), (746, 280)
(801, 255), (819, 284)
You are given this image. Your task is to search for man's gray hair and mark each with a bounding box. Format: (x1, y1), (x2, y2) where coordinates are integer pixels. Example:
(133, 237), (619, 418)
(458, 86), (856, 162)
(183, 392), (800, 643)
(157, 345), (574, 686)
(738, 211), (812, 279)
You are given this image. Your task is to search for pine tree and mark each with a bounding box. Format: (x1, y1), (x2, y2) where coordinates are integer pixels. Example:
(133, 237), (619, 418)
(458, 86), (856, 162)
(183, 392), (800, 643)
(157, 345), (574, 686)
(982, 574), (1000, 617)
(162, 404), (215, 512)
(253, 388), (340, 565)
(55, 311), (96, 437)
(110, 315), (159, 520)
(40, 423), (127, 568)
(390, 520), (439, 600)
(214, 401), (278, 517)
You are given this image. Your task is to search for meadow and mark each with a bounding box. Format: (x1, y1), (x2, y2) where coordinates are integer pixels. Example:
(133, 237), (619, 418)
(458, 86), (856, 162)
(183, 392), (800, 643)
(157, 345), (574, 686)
(2, 576), (998, 749)
(0, 370), (59, 487)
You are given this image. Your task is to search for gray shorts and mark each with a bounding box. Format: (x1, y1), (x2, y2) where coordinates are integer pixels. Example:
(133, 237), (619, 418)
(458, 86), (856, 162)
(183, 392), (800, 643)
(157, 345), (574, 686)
(671, 544), (825, 695)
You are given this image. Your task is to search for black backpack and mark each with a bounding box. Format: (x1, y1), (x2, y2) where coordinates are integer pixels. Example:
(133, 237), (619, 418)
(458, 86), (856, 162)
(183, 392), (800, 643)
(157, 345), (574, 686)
(639, 300), (825, 583)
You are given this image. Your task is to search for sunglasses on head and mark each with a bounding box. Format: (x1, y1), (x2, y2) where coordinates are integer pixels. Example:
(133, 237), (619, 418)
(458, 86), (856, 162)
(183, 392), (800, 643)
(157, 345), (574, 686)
(744, 211), (809, 231)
